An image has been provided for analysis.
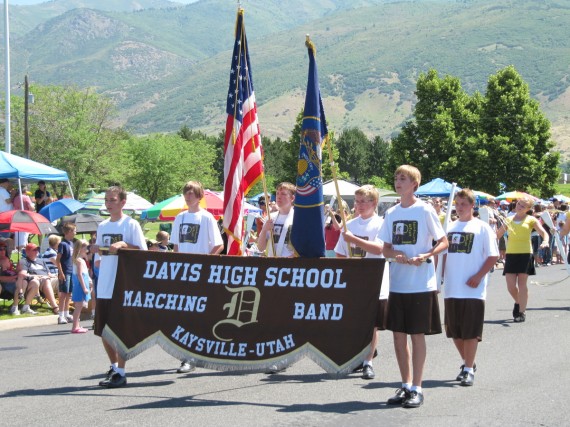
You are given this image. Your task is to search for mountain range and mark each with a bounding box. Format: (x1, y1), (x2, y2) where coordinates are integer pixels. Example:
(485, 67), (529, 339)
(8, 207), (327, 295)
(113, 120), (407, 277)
(2, 0), (570, 156)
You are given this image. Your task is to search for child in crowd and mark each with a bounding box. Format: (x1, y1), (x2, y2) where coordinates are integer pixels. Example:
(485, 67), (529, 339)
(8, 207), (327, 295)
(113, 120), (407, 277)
(56, 222), (77, 324)
(71, 239), (91, 334)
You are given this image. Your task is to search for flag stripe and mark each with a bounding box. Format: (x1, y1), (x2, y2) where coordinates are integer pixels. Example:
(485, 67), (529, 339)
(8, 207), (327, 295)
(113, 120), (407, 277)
(223, 9), (263, 256)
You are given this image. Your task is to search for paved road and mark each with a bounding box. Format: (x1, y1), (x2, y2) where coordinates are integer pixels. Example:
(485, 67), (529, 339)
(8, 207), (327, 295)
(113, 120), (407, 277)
(1, 264), (569, 427)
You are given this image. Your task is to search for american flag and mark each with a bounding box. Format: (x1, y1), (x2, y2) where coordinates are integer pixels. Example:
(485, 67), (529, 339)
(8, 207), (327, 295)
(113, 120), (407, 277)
(223, 9), (264, 256)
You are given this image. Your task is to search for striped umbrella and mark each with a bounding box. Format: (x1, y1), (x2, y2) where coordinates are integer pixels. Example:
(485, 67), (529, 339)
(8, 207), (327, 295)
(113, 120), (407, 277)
(495, 191), (539, 202)
(142, 191), (261, 221)
(0, 210), (58, 235)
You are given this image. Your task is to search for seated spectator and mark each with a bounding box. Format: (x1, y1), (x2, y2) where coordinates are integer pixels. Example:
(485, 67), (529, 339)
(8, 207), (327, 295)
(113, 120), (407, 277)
(17, 242), (59, 315)
(1, 241), (39, 315)
(0, 242), (21, 313)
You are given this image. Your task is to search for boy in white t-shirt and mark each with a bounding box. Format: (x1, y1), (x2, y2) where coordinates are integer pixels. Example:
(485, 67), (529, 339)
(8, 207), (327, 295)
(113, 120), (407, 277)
(444, 189), (498, 387)
(379, 165), (448, 408)
(171, 181), (224, 374)
(257, 182), (296, 257)
(335, 185), (389, 381)
(94, 186), (148, 388)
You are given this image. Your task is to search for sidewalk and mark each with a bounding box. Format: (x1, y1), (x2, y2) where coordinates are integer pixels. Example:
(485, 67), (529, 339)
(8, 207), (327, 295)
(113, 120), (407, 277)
(0, 313), (59, 331)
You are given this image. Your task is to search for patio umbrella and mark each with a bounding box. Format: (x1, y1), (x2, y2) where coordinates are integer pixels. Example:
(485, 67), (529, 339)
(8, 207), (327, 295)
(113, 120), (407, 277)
(39, 198), (85, 222)
(495, 191), (538, 202)
(79, 192), (153, 215)
(142, 191), (261, 221)
(473, 190), (495, 200)
(0, 210), (58, 235)
(57, 213), (105, 234)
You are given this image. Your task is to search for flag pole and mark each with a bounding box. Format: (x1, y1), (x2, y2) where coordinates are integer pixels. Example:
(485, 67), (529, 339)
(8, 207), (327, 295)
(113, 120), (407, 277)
(310, 34), (352, 258)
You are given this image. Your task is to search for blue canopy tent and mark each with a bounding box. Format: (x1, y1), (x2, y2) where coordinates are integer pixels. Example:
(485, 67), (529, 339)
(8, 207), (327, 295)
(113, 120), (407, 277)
(0, 151), (73, 208)
(415, 178), (460, 197)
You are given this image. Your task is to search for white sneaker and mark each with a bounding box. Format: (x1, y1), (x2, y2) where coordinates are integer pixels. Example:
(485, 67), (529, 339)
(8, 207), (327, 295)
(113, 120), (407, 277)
(21, 305), (37, 315)
(58, 317), (68, 324)
(65, 315), (74, 323)
(10, 306), (20, 316)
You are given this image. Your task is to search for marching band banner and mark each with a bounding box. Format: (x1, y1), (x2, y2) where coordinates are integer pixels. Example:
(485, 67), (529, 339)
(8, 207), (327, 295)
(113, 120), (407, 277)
(102, 250), (385, 375)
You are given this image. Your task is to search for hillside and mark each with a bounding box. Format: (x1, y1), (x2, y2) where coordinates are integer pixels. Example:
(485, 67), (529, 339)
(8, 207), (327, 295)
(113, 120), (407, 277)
(2, 0), (570, 155)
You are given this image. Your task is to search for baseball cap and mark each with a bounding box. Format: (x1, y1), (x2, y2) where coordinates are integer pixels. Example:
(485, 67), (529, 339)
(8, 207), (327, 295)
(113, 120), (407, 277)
(25, 242), (39, 252)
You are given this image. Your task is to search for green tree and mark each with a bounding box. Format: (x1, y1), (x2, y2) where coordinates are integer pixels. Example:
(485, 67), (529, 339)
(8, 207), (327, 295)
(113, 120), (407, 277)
(388, 69), (475, 184)
(7, 84), (125, 198)
(124, 133), (217, 203)
(481, 66), (560, 196)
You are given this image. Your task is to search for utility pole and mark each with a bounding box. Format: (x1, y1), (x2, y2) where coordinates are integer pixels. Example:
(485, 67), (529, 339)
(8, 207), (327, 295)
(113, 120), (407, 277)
(4, 0), (11, 153)
(24, 74), (29, 158)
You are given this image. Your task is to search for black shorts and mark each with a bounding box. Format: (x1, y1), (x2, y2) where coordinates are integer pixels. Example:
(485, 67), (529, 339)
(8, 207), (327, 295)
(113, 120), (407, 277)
(503, 253), (535, 275)
(444, 298), (485, 341)
(94, 298), (112, 337)
(387, 291), (442, 335)
(375, 299), (388, 331)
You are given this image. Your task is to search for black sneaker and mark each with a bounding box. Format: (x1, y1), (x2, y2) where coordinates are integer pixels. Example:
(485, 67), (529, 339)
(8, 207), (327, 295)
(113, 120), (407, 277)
(403, 390), (424, 408)
(513, 303), (520, 319)
(460, 372), (475, 387)
(362, 365), (375, 380)
(514, 312), (526, 323)
(98, 367), (115, 387)
(387, 387), (410, 405)
(351, 363), (364, 373)
(105, 372), (127, 388)
(456, 363), (477, 381)
(177, 361), (196, 374)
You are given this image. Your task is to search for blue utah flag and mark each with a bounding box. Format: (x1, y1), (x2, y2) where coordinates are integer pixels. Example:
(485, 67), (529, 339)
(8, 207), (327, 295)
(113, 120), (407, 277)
(291, 37), (327, 258)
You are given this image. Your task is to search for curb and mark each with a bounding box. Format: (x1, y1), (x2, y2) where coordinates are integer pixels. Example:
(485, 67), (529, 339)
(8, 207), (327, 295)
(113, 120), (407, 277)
(0, 314), (59, 332)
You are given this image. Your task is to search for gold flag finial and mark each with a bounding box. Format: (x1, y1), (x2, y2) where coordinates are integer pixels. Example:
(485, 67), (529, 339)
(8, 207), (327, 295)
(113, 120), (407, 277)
(305, 34), (316, 55)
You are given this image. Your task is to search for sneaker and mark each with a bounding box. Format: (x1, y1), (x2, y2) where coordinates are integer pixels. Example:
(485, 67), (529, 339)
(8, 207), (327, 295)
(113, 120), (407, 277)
(351, 363), (364, 373)
(512, 303), (520, 319)
(71, 327), (89, 334)
(265, 365), (287, 374)
(99, 367), (115, 387)
(514, 312), (526, 323)
(21, 305), (37, 315)
(461, 372), (475, 386)
(58, 317), (68, 325)
(177, 361), (195, 374)
(9, 306), (20, 316)
(362, 364), (375, 380)
(105, 372), (127, 388)
(387, 387), (410, 405)
(456, 363), (477, 381)
(65, 315), (74, 323)
(403, 390), (424, 408)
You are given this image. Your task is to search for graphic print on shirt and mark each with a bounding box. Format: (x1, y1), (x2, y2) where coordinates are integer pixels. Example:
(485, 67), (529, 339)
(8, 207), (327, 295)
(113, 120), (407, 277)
(272, 223), (292, 245)
(447, 231), (475, 254)
(179, 223), (200, 244)
(392, 220), (418, 245)
(101, 233), (124, 255)
(351, 235), (369, 258)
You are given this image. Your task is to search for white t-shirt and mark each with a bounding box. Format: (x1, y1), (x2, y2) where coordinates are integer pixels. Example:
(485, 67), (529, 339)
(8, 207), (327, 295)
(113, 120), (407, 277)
(266, 210), (295, 257)
(171, 209), (223, 254)
(444, 218), (499, 300)
(96, 215), (147, 299)
(379, 199), (445, 293)
(0, 187), (12, 213)
(334, 215), (390, 299)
